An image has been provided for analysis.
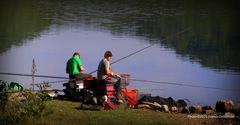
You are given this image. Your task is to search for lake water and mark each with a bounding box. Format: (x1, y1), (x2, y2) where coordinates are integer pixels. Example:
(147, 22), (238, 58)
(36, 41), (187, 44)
(0, 0), (239, 106)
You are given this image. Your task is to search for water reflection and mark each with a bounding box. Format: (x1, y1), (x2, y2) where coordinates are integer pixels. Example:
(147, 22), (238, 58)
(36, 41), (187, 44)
(0, 28), (239, 106)
(0, 0), (240, 106)
(1, 0), (239, 72)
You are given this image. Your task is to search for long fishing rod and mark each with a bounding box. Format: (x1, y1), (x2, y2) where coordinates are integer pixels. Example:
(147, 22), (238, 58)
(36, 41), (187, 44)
(0, 72), (68, 79)
(0, 28), (192, 79)
(89, 27), (192, 74)
(0, 72), (73, 87)
(0, 72), (239, 92)
(3, 27), (235, 92)
(89, 44), (153, 74)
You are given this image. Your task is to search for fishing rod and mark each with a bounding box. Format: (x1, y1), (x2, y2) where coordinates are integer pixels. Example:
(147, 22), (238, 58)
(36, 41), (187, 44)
(88, 44), (153, 74)
(0, 72), (239, 92)
(0, 72), (71, 86)
(0, 27), (192, 79)
(2, 27), (237, 92)
(89, 27), (192, 74)
(0, 72), (68, 79)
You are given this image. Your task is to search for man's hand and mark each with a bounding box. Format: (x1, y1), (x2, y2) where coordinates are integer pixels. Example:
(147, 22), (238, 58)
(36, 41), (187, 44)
(80, 66), (85, 71)
(114, 73), (121, 78)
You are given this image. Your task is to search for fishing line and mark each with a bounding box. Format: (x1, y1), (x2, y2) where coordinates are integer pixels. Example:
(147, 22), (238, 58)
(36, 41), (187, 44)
(0, 72), (68, 79)
(5, 27), (235, 92)
(131, 78), (240, 92)
(1, 27), (237, 92)
(0, 72), (239, 92)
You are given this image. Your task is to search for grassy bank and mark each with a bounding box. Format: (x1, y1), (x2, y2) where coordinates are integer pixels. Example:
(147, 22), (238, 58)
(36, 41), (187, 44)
(2, 100), (238, 125)
(21, 100), (179, 125)
(14, 100), (180, 125)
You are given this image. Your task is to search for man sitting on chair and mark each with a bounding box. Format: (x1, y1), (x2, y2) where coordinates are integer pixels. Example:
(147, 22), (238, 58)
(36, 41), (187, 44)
(97, 51), (123, 103)
(66, 52), (91, 80)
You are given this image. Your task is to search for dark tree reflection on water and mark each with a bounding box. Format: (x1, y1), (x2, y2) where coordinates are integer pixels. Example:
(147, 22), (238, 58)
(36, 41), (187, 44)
(0, 0), (240, 106)
(0, 0), (239, 72)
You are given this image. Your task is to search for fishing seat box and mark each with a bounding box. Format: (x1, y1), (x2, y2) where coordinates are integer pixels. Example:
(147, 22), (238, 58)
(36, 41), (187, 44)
(106, 84), (114, 91)
(97, 80), (114, 91)
(68, 80), (84, 88)
(96, 80), (115, 99)
(75, 80), (84, 92)
(106, 91), (115, 98)
(84, 77), (98, 91)
(106, 84), (115, 98)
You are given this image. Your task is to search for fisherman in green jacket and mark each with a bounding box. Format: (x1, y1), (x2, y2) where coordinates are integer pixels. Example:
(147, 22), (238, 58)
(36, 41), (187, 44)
(66, 52), (91, 80)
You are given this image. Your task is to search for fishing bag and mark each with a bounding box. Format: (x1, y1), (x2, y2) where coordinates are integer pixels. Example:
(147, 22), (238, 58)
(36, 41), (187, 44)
(9, 82), (24, 91)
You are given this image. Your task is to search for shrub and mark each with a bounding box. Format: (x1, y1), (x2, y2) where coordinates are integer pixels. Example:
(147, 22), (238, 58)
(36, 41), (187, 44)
(0, 91), (45, 125)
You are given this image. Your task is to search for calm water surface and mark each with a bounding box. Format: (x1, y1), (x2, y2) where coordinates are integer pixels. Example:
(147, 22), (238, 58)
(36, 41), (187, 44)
(0, 0), (239, 106)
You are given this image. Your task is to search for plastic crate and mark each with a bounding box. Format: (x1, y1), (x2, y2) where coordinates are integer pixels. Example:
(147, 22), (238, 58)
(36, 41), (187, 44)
(122, 89), (138, 108)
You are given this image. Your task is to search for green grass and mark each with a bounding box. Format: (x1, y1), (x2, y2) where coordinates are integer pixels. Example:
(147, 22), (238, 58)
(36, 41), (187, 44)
(19, 100), (181, 125)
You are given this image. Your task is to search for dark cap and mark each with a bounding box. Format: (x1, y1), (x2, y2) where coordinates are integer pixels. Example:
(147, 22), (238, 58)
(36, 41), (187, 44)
(73, 52), (80, 57)
(104, 51), (113, 58)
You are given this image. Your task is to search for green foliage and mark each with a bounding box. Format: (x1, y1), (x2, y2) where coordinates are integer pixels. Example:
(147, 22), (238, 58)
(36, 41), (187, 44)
(0, 80), (9, 92)
(21, 91), (45, 115)
(36, 92), (53, 101)
(0, 91), (46, 125)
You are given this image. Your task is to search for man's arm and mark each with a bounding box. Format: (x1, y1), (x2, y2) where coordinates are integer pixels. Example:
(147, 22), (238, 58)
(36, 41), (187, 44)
(104, 59), (112, 75)
(78, 58), (85, 72)
(104, 60), (120, 77)
(79, 66), (85, 71)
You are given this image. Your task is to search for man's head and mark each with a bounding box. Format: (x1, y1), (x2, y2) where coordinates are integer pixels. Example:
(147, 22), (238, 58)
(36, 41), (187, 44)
(104, 51), (113, 61)
(73, 52), (80, 58)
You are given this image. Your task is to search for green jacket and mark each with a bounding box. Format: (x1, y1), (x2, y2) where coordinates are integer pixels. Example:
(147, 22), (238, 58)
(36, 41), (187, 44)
(66, 56), (83, 75)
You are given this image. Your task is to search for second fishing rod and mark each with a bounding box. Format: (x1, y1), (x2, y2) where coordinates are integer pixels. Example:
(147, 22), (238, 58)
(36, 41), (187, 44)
(0, 27), (192, 87)
(89, 27), (192, 74)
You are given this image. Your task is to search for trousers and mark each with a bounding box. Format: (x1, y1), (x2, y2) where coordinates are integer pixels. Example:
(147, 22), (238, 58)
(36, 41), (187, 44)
(69, 73), (92, 80)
